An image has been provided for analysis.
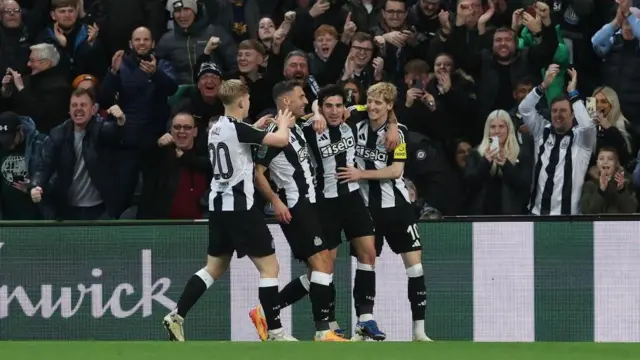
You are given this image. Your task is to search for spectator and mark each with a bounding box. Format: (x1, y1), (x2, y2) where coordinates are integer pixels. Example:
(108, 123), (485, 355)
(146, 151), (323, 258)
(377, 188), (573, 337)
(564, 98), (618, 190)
(100, 26), (178, 215)
(404, 130), (466, 216)
(2, 43), (70, 133)
(519, 67), (596, 215)
(234, 39), (279, 119)
(592, 2), (640, 144)
(204, 0), (261, 44)
(173, 61), (224, 151)
(339, 32), (382, 89)
(449, 1), (558, 132)
(137, 112), (211, 219)
(256, 16), (277, 55)
(39, 0), (106, 81)
(0, 111), (47, 219)
(463, 109), (533, 215)
(592, 86), (633, 167)
(91, 0), (166, 58)
(29, 88), (126, 220)
(71, 73), (108, 118)
(343, 0), (383, 33)
(340, 78), (365, 104)
(309, 24), (339, 76)
(580, 147), (636, 214)
(408, 0), (445, 48)
(156, 0), (237, 84)
(0, 0), (46, 75)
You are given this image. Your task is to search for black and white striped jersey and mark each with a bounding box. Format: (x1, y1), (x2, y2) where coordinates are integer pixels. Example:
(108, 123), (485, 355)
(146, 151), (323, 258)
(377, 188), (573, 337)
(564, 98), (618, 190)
(303, 119), (360, 199)
(519, 88), (597, 215)
(257, 122), (316, 208)
(350, 105), (411, 209)
(207, 116), (267, 212)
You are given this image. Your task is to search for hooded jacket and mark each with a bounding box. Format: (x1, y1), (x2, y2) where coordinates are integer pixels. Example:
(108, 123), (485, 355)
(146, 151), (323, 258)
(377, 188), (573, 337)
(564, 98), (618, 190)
(156, 2), (238, 84)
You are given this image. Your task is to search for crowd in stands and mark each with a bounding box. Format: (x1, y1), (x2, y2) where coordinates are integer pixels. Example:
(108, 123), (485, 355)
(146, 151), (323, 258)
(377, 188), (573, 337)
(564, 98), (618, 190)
(1, 0), (640, 220)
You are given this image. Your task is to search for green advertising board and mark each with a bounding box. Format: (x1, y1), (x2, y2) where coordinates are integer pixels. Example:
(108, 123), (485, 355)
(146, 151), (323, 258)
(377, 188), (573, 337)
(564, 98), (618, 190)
(0, 221), (638, 342)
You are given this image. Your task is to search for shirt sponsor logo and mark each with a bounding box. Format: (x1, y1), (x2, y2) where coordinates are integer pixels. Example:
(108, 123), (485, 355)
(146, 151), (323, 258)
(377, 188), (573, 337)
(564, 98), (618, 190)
(356, 145), (387, 162)
(319, 136), (355, 158)
(394, 143), (407, 160)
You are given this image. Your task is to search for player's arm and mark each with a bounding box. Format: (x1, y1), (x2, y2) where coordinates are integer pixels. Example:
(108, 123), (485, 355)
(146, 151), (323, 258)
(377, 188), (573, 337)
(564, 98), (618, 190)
(235, 114), (292, 148)
(360, 161), (404, 180)
(254, 160), (292, 223)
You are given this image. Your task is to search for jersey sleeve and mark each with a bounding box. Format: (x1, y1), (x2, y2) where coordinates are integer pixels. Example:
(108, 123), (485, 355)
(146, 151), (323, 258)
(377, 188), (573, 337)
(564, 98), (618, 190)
(255, 123), (282, 166)
(389, 125), (408, 163)
(234, 122), (266, 145)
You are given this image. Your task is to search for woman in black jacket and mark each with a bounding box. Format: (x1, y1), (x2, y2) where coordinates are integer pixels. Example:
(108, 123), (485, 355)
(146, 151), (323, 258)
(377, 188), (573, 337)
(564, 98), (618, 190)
(463, 109), (533, 215)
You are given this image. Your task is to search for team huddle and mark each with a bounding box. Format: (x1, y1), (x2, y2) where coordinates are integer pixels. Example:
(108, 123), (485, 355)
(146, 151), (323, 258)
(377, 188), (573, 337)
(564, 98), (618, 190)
(162, 79), (431, 342)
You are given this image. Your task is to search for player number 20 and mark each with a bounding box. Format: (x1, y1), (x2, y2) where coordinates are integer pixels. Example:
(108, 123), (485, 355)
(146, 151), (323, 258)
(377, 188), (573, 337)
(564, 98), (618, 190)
(209, 143), (234, 180)
(407, 224), (419, 241)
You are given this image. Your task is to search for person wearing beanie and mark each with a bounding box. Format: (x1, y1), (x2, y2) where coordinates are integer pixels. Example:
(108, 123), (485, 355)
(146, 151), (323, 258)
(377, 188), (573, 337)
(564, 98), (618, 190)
(156, 0), (238, 85)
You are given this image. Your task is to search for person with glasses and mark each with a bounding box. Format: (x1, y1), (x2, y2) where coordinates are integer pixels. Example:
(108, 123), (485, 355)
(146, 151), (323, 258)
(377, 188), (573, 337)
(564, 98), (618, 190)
(137, 112), (212, 219)
(0, 0), (46, 76)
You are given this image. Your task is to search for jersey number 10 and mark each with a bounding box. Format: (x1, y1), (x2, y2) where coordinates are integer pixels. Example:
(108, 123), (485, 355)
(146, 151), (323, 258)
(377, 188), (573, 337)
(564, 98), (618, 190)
(209, 143), (235, 180)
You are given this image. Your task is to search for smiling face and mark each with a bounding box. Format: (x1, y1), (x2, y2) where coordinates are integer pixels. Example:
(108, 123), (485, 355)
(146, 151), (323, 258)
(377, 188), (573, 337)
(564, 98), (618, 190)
(198, 73), (221, 98)
(284, 86), (308, 118)
(550, 98), (573, 134)
(173, 7), (195, 29)
(171, 113), (197, 150)
(258, 17), (275, 41)
(237, 48), (262, 73)
(366, 95), (392, 122)
(492, 29), (516, 61)
(595, 91), (611, 117)
(321, 95), (345, 127)
(597, 149), (619, 177)
(314, 33), (337, 60)
(130, 27), (154, 56)
(349, 40), (374, 68)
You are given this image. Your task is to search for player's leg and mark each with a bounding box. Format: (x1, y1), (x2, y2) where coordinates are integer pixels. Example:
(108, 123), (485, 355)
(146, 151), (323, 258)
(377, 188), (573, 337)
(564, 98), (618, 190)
(386, 207), (431, 342)
(242, 207), (296, 341)
(285, 199), (345, 341)
(163, 213), (232, 341)
(347, 196), (385, 340)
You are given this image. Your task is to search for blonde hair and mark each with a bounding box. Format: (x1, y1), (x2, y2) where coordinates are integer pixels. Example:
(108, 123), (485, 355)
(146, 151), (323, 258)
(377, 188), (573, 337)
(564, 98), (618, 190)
(218, 79), (248, 106)
(367, 82), (397, 104)
(593, 86), (632, 153)
(478, 110), (520, 175)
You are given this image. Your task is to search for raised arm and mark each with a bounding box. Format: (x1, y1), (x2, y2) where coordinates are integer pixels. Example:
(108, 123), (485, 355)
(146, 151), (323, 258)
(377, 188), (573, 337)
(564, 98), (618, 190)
(566, 68), (596, 150)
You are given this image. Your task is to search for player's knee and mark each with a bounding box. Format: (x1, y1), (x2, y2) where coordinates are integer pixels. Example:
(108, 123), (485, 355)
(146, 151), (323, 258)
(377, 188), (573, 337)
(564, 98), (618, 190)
(253, 255), (280, 278)
(329, 248), (338, 261)
(205, 255), (231, 280)
(307, 250), (333, 274)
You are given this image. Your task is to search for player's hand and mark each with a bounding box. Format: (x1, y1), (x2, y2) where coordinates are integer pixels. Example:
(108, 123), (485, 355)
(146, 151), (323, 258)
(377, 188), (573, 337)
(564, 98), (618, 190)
(337, 166), (363, 183)
(384, 122), (399, 151)
(158, 133), (173, 147)
(254, 114), (274, 129)
(275, 108), (295, 127)
(312, 114), (327, 134)
(31, 186), (43, 203)
(272, 198), (292, 224)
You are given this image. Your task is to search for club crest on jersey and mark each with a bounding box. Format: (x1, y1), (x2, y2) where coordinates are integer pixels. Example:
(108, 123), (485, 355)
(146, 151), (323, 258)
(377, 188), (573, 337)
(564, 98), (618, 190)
(297, 146), (309, 162)
(356, 145), (387, 162)
(257, 145), (268, 159)
(339, 124), (350, 134)
(560, 137), (570, 149)
(319, 136), (355, 158)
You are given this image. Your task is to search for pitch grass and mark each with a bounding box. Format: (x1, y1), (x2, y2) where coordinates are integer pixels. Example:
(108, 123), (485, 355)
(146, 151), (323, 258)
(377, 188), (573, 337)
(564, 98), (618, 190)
(1, 342), (640, 360)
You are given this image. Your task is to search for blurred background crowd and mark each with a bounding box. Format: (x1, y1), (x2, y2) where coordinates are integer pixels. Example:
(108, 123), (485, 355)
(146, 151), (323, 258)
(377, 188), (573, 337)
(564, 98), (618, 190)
(1, 0), (639, 220)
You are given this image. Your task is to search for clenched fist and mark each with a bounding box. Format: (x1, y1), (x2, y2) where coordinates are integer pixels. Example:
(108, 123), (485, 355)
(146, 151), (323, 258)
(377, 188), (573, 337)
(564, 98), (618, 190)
(31, 186), (43, 203)
(107, 105), (126, 125)
(205, 37), (221, 55)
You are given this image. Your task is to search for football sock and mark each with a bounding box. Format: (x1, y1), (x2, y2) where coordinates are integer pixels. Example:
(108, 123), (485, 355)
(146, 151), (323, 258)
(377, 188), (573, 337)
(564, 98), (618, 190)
(278, 275), (310, 308)
(354, 262), (375, 318)
(406, 264), (427, 321)
(176, 268), (214, 317)
(328, 279), (336, 322)
(309, 271), (332, 331)
(259, 278), (283, 330)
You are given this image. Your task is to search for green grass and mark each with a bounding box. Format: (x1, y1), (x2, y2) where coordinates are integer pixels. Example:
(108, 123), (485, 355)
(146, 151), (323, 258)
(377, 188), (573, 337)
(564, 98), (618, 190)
(1, 342), (640, 360)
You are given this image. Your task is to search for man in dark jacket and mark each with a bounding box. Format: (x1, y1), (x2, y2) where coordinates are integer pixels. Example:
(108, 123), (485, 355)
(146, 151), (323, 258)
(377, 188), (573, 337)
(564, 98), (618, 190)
(88, 0), (166, 58)
(37, 0), (107, 81)
(156, 0), (237, 84)
(137, 112), (211, 219)
(4, 43), (70, 133)
(100, 26), (178, 215)
(0, 111), (47, 219)
(29, 88), (126, 220)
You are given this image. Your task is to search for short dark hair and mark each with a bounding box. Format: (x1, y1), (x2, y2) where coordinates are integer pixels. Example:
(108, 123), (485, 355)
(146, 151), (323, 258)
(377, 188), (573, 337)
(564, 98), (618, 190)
(71, 87), (95, 103)
(550, 94), (571, 108)
(172, 112), (195, 124)
(317, 85), (346, 107)
(272, 80), (301, 102)
(51, 0), (77, 10)
(514, 76), (535, 90)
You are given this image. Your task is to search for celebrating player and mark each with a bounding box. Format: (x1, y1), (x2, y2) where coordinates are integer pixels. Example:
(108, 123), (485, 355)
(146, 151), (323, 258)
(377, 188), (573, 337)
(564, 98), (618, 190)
(163, 80), (297, 342)
(337, 82), (432, 342)
(250, 80), (347, 342)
